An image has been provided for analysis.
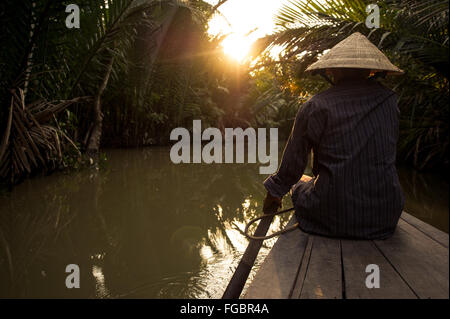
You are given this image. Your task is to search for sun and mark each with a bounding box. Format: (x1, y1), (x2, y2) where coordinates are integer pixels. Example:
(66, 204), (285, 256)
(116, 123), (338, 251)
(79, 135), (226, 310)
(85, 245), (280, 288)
(206, 0), (286, 63)
(221, 33), (252, 62)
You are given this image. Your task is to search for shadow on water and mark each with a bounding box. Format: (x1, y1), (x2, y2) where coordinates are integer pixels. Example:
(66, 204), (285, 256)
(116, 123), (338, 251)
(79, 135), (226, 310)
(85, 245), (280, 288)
(0, 148), (447, 298)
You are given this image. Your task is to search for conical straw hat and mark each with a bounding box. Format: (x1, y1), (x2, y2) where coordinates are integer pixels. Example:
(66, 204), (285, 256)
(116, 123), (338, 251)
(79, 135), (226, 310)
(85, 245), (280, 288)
(306, 32), (403, 75)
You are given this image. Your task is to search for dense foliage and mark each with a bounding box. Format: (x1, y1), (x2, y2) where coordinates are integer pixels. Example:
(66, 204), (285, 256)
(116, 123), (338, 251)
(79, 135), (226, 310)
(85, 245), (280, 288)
(0, 0), (448, 187)
(0, 0), (252, 185)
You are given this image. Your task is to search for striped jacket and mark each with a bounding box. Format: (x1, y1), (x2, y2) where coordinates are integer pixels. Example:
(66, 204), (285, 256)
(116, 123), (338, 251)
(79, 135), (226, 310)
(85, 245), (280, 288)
(264, 79), (405, 240)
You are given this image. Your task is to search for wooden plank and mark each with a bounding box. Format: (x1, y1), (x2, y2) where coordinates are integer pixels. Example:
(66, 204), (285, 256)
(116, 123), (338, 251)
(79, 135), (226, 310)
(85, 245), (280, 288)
(244, 218), (309, 299)
(400, 212), (449, 248)
(341, 239), (417, 299)
(374, 219), (449, 299)
(296, 235), (342, 299)
(290, 235), (313, 298)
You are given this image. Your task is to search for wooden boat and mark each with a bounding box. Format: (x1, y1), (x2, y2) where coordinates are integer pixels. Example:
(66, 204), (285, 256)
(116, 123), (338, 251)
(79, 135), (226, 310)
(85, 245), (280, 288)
(244, 212), (449, 299)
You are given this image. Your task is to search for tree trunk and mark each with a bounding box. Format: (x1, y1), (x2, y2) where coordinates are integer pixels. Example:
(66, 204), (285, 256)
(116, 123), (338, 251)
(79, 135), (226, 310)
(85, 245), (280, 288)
(86, 55), (114, 161)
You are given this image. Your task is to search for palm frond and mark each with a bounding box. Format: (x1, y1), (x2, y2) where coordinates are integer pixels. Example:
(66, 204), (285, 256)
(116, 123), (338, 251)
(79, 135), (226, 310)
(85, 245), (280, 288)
(0, 88), (91, 183)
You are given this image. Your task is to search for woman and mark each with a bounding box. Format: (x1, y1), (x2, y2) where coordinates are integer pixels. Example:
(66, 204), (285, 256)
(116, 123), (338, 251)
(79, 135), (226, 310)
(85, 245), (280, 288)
(263, 32), (405, 240)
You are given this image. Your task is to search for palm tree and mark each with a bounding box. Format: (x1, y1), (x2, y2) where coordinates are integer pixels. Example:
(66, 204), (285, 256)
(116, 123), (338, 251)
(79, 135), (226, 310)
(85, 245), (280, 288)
(0, 0), (193, 185)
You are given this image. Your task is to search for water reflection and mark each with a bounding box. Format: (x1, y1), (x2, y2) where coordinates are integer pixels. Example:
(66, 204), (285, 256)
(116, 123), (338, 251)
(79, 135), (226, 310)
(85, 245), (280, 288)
(92, 265), (110, 298)
(0, 148), (447, 298)
(0, 148), (290, 298)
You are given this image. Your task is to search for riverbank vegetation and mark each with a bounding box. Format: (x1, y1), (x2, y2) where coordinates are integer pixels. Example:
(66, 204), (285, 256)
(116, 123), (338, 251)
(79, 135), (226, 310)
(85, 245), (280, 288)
(0, 0), (448, 187)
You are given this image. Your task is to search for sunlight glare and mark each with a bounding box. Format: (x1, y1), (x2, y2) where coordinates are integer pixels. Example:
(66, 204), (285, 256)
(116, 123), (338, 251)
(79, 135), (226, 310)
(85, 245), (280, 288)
(207, 0), (287, 63)
(92, 265), (110, 298)
(222, 33), (252, 62)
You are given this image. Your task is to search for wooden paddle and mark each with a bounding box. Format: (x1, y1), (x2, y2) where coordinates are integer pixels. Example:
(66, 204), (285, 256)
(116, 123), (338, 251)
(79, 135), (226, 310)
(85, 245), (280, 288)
(222, 212), (275, 299)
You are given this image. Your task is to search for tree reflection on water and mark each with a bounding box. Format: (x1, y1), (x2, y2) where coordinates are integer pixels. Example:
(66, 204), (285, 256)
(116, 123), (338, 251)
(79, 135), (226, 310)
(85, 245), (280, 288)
(0, 148), (290, 298)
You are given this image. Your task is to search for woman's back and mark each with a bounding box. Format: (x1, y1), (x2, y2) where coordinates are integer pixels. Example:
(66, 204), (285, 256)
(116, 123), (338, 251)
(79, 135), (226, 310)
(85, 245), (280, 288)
(293, 79), (405, 239)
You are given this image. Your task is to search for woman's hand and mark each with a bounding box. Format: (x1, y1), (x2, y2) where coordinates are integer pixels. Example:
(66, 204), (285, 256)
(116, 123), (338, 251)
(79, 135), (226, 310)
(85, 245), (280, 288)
(263, 192), (282, 214)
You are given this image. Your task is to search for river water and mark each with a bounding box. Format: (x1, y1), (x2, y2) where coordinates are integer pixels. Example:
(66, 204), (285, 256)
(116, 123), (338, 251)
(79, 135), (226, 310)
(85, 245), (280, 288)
(0, 147), (448, 298)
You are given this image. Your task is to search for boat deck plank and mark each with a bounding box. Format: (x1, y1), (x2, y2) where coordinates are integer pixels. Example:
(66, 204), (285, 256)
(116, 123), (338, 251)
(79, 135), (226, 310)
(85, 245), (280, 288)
(341, 239), (417, 299)
(374, 219), (449, 299)
(243, 219), (309, 299)
(244, 212), (448, 299)
(293, 235), (342, 299)
(399, 212), (449, 248)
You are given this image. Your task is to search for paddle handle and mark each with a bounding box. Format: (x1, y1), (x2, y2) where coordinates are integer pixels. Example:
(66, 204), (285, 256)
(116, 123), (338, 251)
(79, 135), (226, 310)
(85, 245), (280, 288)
(222, 214), (275, 299)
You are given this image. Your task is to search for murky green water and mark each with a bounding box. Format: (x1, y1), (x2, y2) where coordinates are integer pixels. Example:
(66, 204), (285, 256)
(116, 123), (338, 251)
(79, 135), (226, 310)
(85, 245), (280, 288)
(397, 166), (449, 233)
(0, 148), (448, 298)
